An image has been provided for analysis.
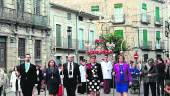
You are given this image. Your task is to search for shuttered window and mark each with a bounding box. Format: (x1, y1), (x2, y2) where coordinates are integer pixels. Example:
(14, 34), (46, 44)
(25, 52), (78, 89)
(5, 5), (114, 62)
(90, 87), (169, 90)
(56, 24), (61, 47)
(114, 3), (123, 23)
(114, 30), (123, 38)
(156, 31), (160, 41)
(155, 7), (160, 21)
(142, 3), (147, 21)
(91, 5), (99, 12)
(34, 0), (41, 15)
(143, 29), (148, 47)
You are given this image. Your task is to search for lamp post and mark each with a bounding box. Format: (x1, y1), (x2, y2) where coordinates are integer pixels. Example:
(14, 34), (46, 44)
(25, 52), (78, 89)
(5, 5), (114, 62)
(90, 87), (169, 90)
(67, 27), (72, 55)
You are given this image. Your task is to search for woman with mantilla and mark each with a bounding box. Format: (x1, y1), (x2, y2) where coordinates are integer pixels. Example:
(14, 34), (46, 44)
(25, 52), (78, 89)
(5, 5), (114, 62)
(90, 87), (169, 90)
(86, 55), (103, 96)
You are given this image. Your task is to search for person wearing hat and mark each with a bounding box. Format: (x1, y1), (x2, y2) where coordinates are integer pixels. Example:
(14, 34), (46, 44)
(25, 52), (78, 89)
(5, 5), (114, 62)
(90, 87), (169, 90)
(141, 58), (158, 96)
(86, 55), (103, 96)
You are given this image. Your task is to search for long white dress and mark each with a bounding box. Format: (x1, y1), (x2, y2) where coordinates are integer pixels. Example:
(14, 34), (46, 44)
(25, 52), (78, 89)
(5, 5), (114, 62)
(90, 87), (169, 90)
(10, 71), (21, 92)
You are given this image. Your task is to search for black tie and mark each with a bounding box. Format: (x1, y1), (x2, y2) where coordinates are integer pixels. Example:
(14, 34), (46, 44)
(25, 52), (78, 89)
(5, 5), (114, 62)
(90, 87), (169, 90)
(69, 63), (72, 76)
(69, 63), (72, 71)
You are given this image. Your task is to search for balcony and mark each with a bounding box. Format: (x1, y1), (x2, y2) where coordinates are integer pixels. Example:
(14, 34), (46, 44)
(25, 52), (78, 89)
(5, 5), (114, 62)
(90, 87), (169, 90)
(111, 14), (125, 24)
(155, 41), (165, 51)
(152, 0), (165, 3)
(154, 18), (163, 26)
(55, 37), (96, 52)
(141, 14), (151, 24)
(0, 7), (48, 30)
(55, 37), (76, 50)
(140, 41), (152, 50)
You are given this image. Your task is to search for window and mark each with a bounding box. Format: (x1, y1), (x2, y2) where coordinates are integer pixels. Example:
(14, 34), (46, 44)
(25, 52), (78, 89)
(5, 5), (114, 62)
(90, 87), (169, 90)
(56, 24), (61, 47)
(67, 26), (72, 48)
(0, 0), (3, 7)
(142, 3), (147, 21)
(34, 40), (41, 59)
(156, 31), (160, 41)
(156, 31), (160, 49)
(78, 29), (84, 49)
(114, 3), (123, 22)
(114, 30), (123, 38)
(34, 0), (41, 15)
(89, 30), (94, 44)
(18, 38), (25, 59)
(143, 29), (148, 46)
(67, 13), (71, 20)
(78, 16), (83, 21)
(16, 0), (25, 14)
(155, 7), (160, 21)
(91, 5), (99, 12)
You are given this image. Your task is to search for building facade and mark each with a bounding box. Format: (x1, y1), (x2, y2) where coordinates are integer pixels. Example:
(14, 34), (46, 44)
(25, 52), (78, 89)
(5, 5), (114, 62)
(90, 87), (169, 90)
(49, 3), (99, 64)
(0, 0), (50, 71)
(54, 0), (167, 62)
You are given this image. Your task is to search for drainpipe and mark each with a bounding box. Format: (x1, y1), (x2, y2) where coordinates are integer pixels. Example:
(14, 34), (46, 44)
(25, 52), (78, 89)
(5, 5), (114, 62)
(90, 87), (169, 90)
(76, 13), (79, 63)
(137, 27), (140, 48)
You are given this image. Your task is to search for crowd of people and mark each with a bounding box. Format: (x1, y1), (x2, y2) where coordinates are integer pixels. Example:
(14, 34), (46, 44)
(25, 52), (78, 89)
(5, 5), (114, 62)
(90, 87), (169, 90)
(0, 53), (170, 96)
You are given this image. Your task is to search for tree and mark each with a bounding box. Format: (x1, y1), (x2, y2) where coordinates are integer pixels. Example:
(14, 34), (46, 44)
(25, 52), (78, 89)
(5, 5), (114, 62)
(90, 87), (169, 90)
(100, 33), (128, 53)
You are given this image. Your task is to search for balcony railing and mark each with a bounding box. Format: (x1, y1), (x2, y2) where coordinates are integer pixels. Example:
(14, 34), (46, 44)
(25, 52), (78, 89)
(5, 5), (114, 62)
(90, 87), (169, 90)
(111, 14), (125, 24)
(154, 18), (163, 26)
(55, 37), (76, 49)
(55, 37), (95, 50)
(141, 14), (151, 24)
(140, 41), (152, 50)
(0, 7), (48, 29)
(155, 41), (165, 50)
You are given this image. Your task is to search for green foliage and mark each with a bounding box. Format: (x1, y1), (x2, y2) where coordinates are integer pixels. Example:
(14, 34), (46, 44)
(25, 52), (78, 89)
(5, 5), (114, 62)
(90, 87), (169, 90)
(100, 33), (128, 53)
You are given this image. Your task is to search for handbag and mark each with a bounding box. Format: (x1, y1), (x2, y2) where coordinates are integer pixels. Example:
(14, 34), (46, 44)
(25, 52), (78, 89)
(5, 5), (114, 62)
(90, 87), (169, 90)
(57, 84), (64, 96)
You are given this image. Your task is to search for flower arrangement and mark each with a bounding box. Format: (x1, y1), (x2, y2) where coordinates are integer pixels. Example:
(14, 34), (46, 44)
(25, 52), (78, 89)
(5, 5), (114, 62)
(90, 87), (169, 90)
(95, 39), (105, 43)
(86, 50), (113, 55)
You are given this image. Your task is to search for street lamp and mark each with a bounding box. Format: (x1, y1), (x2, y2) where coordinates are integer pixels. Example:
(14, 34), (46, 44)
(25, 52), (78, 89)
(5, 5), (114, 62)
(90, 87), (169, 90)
(67, 27), (72, 55)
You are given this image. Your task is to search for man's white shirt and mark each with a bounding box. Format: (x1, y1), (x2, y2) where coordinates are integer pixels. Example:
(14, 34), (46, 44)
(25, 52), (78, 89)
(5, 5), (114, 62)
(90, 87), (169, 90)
(100, 61), (113, 79)
(67, 62), (74, 78)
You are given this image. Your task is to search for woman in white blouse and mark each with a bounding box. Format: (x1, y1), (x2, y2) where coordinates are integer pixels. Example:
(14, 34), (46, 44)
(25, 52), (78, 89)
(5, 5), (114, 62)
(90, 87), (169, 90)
(10, 66), (21, 96)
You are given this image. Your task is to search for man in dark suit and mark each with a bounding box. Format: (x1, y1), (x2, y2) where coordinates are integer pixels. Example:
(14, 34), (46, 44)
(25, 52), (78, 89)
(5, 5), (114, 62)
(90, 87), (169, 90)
(63, 55), (81, 96)
(17, 54), (37, 96)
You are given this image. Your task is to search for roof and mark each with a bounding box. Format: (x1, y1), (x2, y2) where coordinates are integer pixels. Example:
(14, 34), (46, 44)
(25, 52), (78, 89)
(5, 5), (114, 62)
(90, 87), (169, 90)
(50, 3), (100, 20)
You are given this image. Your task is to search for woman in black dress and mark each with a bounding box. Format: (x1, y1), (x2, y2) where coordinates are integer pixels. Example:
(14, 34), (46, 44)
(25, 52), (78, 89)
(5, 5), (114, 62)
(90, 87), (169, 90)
(86, 55), (103, 96)
(46, 59), (61, 96)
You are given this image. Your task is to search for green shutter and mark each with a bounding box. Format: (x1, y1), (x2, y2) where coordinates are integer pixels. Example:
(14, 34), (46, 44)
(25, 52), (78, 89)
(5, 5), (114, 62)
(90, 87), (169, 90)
(156, 31), (160, 41)
(143, 29), (148, 47)
(155, 7), (160, 21)
(114, 3), (123, 8)
(114, 30), (123, 38)
(142, 3), (147, 10)
(91, 5), (99, 11)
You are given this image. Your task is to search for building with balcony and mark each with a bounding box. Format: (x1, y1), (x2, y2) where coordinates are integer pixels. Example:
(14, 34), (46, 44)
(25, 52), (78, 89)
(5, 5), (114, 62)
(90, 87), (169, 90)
(49, 3), (99, 64)
(53, 0), (167, 62)
(0, 0), (50, 71)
